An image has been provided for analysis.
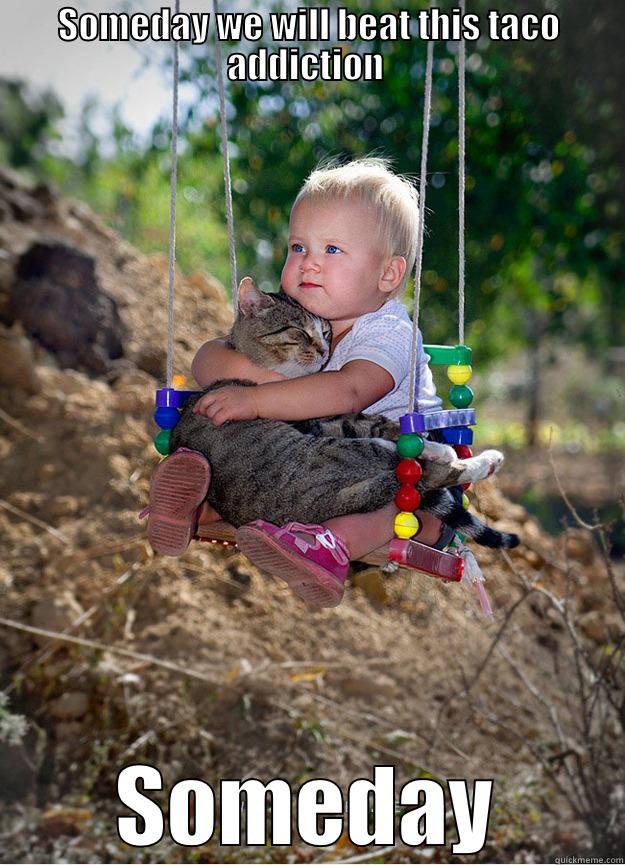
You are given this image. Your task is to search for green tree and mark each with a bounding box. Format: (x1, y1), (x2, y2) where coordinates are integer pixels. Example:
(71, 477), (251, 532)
(0, 78), (63, 169)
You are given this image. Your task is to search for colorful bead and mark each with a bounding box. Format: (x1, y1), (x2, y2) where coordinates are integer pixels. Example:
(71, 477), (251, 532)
(394, 511), (421, 539)
(154, 429), (172, 455)
(394, 485), (422, 512)
(462, 482), (471, 491)
(395, 458), (423, 484)
(417, 409), (476, 432)
(154, 406), (180, 429)
(399, 413), (427, 434)
(454, 445), (473, 459)
(462, 493), (470, 510)
(442, 426), (474, 444)
(423, 344), (472, 366)
(448, 384), (474, 408)
(397, 433), (424, 458)
(447, 364), (472, 385)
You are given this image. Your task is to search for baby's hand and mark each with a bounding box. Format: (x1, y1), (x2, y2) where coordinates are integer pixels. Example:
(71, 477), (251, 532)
(192, 386), (259, 426)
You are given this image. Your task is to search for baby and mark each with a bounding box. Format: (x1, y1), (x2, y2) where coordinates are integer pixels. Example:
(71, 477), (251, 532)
(149, 157), (449, 605)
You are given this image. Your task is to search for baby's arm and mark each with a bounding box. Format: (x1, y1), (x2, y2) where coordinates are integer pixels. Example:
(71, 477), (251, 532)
(192, 338), (286, 387)
(194, 360), (394, 425)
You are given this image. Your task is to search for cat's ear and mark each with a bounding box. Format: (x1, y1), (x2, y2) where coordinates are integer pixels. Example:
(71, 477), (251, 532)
(238, 277), (275, 316)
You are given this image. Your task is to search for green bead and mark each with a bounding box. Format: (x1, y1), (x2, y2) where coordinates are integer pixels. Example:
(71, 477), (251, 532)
(448, 384), (474, 408)
(423, 344), (472, 366)
(396, 433), (424, 458)
(154, 429), (172, 455)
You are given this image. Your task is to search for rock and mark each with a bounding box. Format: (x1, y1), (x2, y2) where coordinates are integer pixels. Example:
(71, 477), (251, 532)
(330, 672), (398, 700)
(562, 529), (597, 566)
(0, 322), (41, 393)
(0, 742), (36, 801)
(0, 561), (13, 589)
(9, 240), (127, 375)
(112, 370), (155, 412)
(352, 568), (390, 605)
(578, 587), (605, 614)
(30, 593), (84, 645)
(579, 610), (607, 643)
(39, 807), (92, 838)
(135, 346), (166, 378)
(54, 721), (84, 740)
(49, 691), (89, 720)
(42, 496), (80, 520)
(108, 453), (130, 480)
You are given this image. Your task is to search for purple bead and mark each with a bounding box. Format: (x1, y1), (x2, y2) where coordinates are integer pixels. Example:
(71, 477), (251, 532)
(422, 409), (477, 431)
(155, 388), (199, 408)
(400, 413), (427, 433)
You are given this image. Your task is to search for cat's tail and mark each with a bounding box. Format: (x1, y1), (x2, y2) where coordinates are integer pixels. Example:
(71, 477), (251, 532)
(422, 489), (520, 549)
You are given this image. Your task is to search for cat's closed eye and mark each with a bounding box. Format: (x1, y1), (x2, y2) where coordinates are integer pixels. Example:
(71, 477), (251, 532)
(260, 326), (314, 343)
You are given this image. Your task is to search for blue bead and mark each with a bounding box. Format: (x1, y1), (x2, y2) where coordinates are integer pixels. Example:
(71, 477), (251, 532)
(154, 406), (180, 429)
(442, 426), (474, 444)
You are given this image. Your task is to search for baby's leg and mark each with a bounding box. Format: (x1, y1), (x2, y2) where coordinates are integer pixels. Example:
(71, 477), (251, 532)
(147, 450), (211, 556)
(326, 504), (443, 560)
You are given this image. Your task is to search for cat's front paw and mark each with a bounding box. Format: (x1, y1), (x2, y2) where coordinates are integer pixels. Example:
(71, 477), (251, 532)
(421, 440), (456, 464)
(458, 449), (505, 484)
(480, 449), (504, 477)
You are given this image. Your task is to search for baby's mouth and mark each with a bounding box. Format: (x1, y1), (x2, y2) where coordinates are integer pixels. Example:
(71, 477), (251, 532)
(299, 281), (322, 288)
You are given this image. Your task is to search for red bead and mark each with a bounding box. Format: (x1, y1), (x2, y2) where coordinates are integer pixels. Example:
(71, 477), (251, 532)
(462, 482), (471, 491)
(454, 445), (473, 459)
(394, 485), (422, 512)
(395, 459), (423, 484)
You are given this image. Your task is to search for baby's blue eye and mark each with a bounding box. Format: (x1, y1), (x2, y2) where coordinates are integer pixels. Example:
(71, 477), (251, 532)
(291, 242), (305, 253)
(326, 245), (341, 254)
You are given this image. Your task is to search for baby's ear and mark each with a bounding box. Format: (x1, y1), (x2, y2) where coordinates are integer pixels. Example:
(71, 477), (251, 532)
(238, 277), (274, 316)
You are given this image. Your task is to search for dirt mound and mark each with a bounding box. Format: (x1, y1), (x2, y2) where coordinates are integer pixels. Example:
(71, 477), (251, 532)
(0, 171), (622, 863)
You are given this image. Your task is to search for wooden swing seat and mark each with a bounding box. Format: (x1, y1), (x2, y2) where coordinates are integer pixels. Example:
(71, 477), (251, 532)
(194, 520), (388, 566)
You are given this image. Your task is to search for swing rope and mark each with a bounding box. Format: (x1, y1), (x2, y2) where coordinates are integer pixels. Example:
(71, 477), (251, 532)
(165, 0), (239, 391)
(407, 35), (435, 413)
(212, 0), (239, 308)
(407, 2), (468, 413)
(458, 0), (466, 345)
(165, 0), (181, 390)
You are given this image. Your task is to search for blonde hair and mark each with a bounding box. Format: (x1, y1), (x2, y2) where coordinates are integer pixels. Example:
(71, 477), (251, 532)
(293, 156), (419, 295)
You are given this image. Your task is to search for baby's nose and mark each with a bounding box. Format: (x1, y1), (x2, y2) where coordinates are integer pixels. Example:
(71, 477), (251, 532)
(301, 252), (321, 271)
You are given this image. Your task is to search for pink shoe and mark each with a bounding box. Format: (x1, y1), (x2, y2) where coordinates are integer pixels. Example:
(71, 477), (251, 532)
(147, 449), (210, 556)
(235, 520), (349, 608)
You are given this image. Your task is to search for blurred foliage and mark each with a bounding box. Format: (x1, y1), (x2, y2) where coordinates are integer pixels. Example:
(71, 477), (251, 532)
(0, 0), (623, 364)
(0, 79), (63, 168)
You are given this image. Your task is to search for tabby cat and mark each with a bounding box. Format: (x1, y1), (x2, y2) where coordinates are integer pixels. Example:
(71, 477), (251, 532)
(171, 279), (519, 549)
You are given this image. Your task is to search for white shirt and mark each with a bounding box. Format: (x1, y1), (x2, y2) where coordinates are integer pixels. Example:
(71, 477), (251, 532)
(323, 299), (442, 421)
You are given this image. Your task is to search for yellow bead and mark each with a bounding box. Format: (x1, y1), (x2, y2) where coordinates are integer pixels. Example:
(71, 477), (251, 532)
(462, 493), (470, 510)
(447, 364), (472, 385)
(394, 511), (420, 539)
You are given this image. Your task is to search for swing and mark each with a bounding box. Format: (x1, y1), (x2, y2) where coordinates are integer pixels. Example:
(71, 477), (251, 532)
(150, 2), (476, 581)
